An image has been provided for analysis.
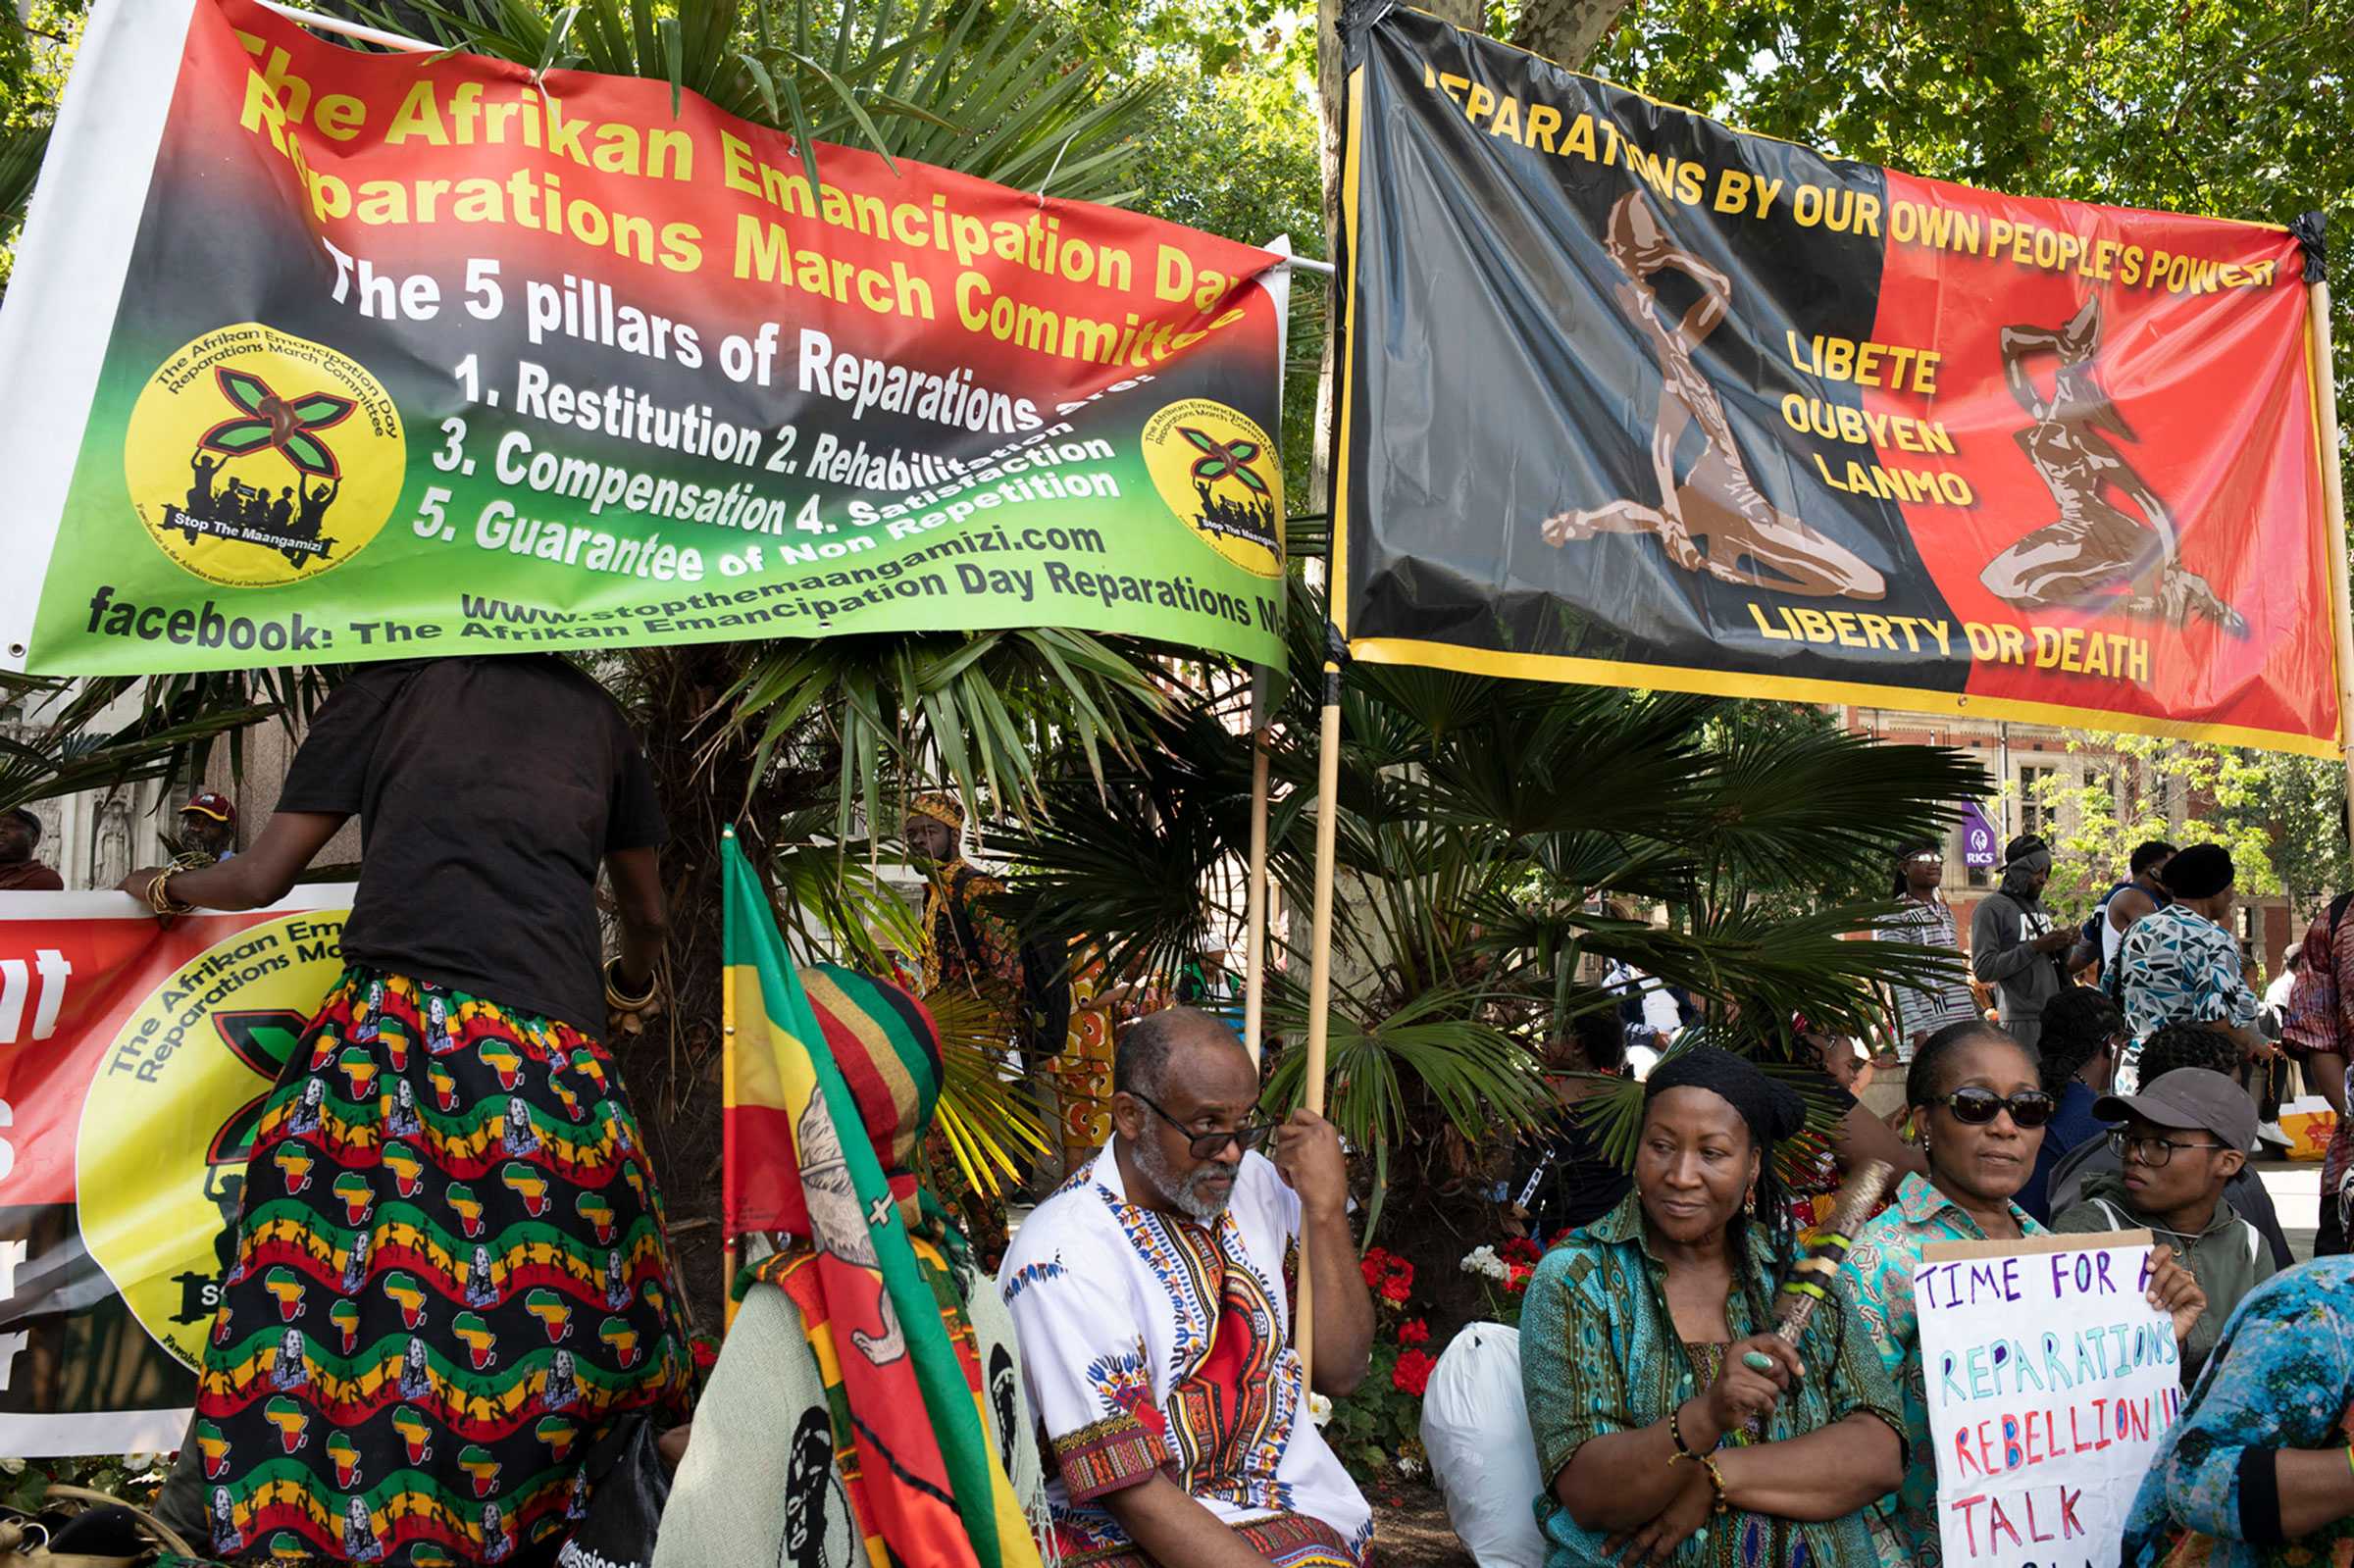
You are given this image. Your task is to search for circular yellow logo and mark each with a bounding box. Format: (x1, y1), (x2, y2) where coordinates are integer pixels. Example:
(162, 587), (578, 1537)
(77, 912), (347, 1369)
(124, 325), (404, 587)
(1142, 399), (1284, 577)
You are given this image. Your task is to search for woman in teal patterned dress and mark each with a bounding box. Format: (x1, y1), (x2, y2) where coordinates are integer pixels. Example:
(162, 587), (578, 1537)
(1520, 1047), (1906, 1567)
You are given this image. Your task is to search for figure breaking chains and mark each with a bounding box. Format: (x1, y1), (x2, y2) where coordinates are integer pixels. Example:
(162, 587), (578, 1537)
(1978, 296), (2246, 634)
(1541, 191), (1887, 601)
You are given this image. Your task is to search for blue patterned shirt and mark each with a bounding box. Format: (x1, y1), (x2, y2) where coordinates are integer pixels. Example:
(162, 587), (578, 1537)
(2123, 1258), (2354, 1568)
(1520, 1190), (1903, 1568)
(1834, 1171), (2048, 1568)
(2118, 903), (2260, 1056)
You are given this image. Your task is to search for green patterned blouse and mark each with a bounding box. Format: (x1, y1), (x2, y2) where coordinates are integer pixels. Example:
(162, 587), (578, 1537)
(1519, 1191), (1905, 1568)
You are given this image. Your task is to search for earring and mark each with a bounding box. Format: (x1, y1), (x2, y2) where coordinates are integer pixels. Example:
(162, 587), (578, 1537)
(1743, 1186), (1758, 1217)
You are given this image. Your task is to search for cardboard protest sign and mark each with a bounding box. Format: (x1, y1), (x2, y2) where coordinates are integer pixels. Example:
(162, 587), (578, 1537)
(1916, 1233), (2184, 1568)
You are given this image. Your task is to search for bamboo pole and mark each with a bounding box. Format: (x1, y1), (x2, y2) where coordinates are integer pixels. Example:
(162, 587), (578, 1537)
(1297, 656), (1344, 1385)
(1243, 740), (1272, 1068)
(2312, 278), (2353, 851)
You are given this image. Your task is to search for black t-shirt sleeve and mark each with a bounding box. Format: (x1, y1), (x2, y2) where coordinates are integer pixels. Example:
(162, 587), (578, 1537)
(605, 740), (667, 852)
(276, 680), (390, 815)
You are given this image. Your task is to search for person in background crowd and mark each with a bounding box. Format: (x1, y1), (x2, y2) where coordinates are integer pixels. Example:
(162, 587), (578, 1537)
(2075, 838), (2176, 978)
(2017, 986), (2125, 1223)
(1776, 1016), (1924, 1238)
(1876, 842), (1980, 1060)
(2044, 1022), (2296, 1270)
(1970, 835), (2072, 1058)
(179, 789), (238, 862)
(2282, 897), (2354, 1256)
(1837, 1020), (2204, 1568)
(904, 788), (1048, 1235)
(2242, 941), (2294, 1150)
(0, 807), (62, 891)
(2116, 843), (2267, 1089)
(2123, 1257), (2354, 1567)
(1520, 1048), (1905, 1568)
(126, 654), (691, 1565)
(998, 1006), (1374, 1567)
(2051, 1068), (2276, 1385)
(905, 790), (1025, 1045)
(1507, 1007), (1633, 1244)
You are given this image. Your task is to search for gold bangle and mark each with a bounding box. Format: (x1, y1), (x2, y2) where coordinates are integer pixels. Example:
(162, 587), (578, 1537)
(604, 958), (658, 1012)
(148, 869), (193, 917)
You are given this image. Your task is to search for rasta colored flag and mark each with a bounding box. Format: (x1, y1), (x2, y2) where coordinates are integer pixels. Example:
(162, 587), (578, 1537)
(720, 834), (1039, 1568)
(1334, 3), (2340, 756)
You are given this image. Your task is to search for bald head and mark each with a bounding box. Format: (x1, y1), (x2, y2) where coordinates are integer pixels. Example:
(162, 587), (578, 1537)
(1115, 1005), (1250, 1100)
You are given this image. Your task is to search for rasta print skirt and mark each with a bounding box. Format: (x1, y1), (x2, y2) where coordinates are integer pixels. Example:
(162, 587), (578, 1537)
(191, 967), (693, 1566)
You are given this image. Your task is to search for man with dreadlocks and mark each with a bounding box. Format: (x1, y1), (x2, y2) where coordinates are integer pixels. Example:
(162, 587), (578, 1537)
(1970, 835), (2074, 1058)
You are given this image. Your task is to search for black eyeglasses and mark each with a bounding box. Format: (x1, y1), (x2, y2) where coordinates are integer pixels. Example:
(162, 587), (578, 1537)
(2109, 1129), (2226, 1167)
(1934, 1087), (2057, 1128)
(1131, 1091), (1277, 1160)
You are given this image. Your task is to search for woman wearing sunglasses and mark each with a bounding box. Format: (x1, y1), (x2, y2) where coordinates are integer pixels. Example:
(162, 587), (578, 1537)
(1520, 1047), (1905, 1567)
(1836, 1019), (2205, 1568)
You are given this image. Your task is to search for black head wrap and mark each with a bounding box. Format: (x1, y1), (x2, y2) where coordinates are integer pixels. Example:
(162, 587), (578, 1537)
(1644, 1046), (1807, 1149)
(2161, 843), (2233, 900)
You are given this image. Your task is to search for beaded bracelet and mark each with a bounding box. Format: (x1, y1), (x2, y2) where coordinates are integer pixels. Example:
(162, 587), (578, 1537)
(1669, 1400), (1717, 1460)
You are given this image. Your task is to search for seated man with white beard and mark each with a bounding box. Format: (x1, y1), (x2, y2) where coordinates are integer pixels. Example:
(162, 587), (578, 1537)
(998, 1006), (1376, 1567)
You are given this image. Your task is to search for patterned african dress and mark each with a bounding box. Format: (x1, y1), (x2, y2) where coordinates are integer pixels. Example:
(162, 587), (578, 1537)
(1054, 947), (1150, 1168)
(1519, 1190), (1905, 1568)
(191, 968), (693, 1566)
(997, 1147), (1372, 1566)
(2122, 1258), (2354, 1568)
(1833, 1172), (2048, 1568)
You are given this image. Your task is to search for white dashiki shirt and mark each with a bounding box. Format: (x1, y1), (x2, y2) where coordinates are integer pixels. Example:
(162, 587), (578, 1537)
(998, 1144), (1372, 1567)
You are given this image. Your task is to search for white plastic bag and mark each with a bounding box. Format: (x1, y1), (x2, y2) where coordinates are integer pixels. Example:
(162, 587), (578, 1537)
(1417, 1322), (1547, 1568)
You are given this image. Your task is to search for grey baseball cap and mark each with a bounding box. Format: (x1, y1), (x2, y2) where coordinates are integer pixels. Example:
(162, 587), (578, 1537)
(2095, 1067), (2258, 1154)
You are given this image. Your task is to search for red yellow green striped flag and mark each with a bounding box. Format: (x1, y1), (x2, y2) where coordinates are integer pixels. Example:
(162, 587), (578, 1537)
(720, 830), (1039, 1568)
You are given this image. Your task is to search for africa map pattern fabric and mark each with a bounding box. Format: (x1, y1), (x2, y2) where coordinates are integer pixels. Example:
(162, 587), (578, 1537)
(191, 968), (693, 1565)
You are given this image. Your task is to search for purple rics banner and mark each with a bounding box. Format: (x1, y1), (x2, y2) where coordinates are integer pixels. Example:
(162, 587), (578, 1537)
(1962, 801), (1999, 867)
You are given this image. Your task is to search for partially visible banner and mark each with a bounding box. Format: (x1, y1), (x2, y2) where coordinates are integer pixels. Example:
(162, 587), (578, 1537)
(1335, 5), (2338, 756)
(0, 888), (352, 1457)
(1961, 802), (1999, 868)
(0, 0), (1288, 675)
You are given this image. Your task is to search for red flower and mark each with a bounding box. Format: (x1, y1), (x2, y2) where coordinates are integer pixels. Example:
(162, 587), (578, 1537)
(1501, 1236), (1541, 1266)
(1358, 1248), (1394, 1290)
(1397, 1318), (1430, 1346)
(1379, 1275), (1412, 1304)
(1504, 1263), (1532, 1294)
(1386, 1256), (1414, 1291)
(1392, 1349), (1437, 1397)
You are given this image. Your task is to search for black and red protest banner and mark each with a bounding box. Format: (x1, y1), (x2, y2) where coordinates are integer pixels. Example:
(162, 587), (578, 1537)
(1334, 4), (2339, 755)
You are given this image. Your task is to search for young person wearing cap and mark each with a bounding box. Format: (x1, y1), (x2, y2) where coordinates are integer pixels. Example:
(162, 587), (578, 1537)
(178, 790), (237, 862)
(2114, 843), (2267, 1090)
(2050, 1066), (2277, 1385)
(0, 807), (62, 891)
(1970, 835), (2073, 1057)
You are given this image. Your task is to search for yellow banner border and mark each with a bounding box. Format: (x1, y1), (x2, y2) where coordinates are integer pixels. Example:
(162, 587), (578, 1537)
(1345, 632), (2343, 759)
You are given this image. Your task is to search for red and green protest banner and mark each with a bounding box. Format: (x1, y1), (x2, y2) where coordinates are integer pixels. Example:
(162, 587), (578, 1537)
(0, 0), (1290, 674)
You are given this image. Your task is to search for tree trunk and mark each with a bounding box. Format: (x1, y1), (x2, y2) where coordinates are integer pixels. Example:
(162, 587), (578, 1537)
(1513, 0), (1632, 67)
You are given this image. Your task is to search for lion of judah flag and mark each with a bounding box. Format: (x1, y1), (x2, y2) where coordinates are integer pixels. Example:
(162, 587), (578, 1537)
(720, 831), (1041, 1568)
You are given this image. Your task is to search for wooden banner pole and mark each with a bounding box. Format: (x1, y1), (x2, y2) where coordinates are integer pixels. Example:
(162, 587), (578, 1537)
(1296, 655), (1344, 1386)
(1243, 740), (1272, 1069)
(2310, 279), (2353, 855)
